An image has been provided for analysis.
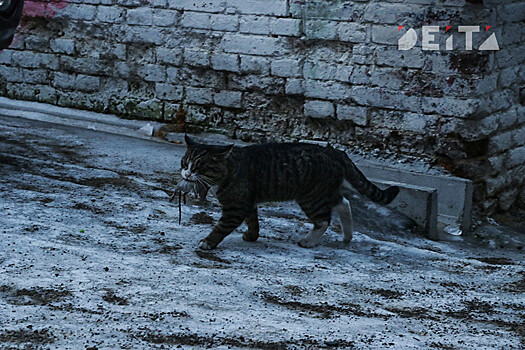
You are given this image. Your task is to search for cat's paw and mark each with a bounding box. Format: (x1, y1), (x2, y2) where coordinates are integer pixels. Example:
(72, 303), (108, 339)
(198, 240), (215, 250)
(298, 238), (317, 248)
(242, 231), (259, 242)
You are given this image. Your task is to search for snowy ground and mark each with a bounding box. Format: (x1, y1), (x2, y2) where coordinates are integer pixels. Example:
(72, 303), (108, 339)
(0, 115), (524, 350)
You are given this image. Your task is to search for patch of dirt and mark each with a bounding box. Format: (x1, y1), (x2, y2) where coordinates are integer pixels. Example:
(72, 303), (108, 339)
(102, 290), (128, 306)
(152, 244), (183, 254)
(429, 341), (456, 349)
(0, 285), (72, 306)
(370, 288), (404, 299)
(195, 250), (231, 264)
(472, 257), (515, 265)
(131, 329), (355, 349)
(191, 211), (215, 225)
(384, 306), (438, 321)
(505, 271), (525, 293)
(439, 281), (463, 289)
(0, 328), (55, 345)
(258, 292), (379, 319)
(191, 262), (230, 270)
(72, 202), (106, 214)
(283, 285), (305, 297)
(462, 299), (495, 315)
(142, 310), (190, 321)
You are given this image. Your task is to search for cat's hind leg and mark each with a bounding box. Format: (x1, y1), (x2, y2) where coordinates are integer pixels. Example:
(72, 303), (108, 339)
(297, 200), (332, 248)
(299, 221), (329, 248)
(243, 206), (259, 242)
(333, 197), (353, 243)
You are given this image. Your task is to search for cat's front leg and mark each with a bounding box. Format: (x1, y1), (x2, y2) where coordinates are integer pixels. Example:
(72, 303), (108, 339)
(199, 209), (248, 250)
(242, 207), (259, 242)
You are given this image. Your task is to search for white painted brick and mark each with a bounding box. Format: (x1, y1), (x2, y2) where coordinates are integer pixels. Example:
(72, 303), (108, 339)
(122, 27), (164, 44)
(166, 68), (179, 83)
(0, 66), (23, 82)
(368, 67), (403, 89)
(50, 39), (75, 55)
(304, 100), (335, 118)
(137, 64), (166, 82)
(508, 146), (525, 168)
(75, 74), (100, 92)
(186, 87), (214, 105)
(375, 46), (425, 69)
(0, 50), (12, 65)
(97, 6), (125, 23)
(167, 0), (224, 13)
(210, 14), (239, 31)
(512, 125), (525, 147)
(181, 11), (211, 29)
(53, 72), (76, 89)
(499, 66), (520, 87)
(338, 22), (367, 43)
(226, 0), (288, 16)
(423, 96), (479, 116)
(221, 34), (282, 56)
(305, 80), (350, 100)
(154, 9), (179, 27)
(305, 20), (338, 40)
(489, 130), (513, 154)
(497, 2), (525, 23)
(214, 90), (243, 108)
(184, 49), (210, 67)
(23, 70), (48, 84)
(272, 18), (301, 37)
(157, 47), (183, 66)
(59, 4), (97, 21)
(363, 3), (422, 24)
(155, 83), (183, 100)
(337, 105), (368, 126)
(349, 65), (370, 85)
(12, 51), (59, 70)
(285, 79), (304, 95)
(149, 0), (167, 7)
(271, 59), (302, 78)
(240, 55), (270, 74)
(240, 15), (271, 35)
(211, 53), (239, 72)
(351, 86), (422, 112)
(303, 61), (351, 82)
(371, 25), (399, 45)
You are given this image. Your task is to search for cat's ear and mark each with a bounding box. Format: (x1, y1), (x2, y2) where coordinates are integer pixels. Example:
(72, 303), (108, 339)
(209, 144), (234, 157)
(185, 134), (197, 147)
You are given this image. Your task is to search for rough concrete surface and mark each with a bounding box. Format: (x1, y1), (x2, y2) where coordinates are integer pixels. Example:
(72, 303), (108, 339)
(0, 115), (524, 349)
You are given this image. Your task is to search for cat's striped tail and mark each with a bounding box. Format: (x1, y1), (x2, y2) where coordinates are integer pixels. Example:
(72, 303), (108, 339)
(340, 153), (399, 205)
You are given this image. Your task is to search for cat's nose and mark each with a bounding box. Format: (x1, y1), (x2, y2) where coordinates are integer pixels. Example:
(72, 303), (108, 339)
(181, 168), (190, 179)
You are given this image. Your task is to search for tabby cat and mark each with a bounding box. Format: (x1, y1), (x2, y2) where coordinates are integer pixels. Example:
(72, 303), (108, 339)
(179, 135), (399, 250)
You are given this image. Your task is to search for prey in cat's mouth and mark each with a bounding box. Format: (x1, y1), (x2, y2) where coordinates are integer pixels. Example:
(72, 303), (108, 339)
(171, 134), (399, 251)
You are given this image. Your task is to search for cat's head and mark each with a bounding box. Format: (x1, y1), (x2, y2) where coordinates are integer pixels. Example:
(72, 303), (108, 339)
(180, 134), (233, 186)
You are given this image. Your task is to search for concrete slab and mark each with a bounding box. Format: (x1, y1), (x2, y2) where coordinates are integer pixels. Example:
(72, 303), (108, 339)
(0, 97), (164, 142)
(371, 179), (439, 240)
(357, 162), (473, 235)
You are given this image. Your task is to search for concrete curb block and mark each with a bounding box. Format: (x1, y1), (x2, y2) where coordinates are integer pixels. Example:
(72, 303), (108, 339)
(0, 97), (166, 143)
(358, 162), (473, 235)
(372, 179), (439, 240)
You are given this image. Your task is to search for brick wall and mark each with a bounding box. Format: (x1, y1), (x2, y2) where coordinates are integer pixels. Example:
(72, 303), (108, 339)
(0, 0), (524, 214)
